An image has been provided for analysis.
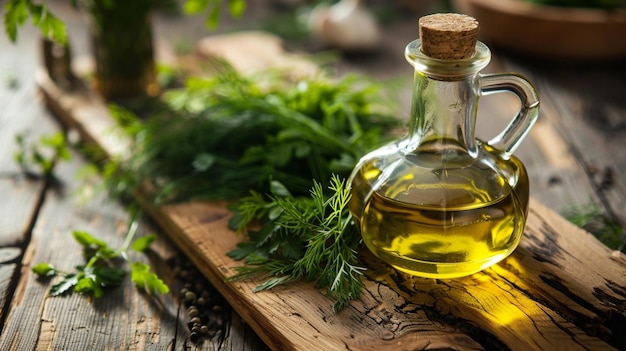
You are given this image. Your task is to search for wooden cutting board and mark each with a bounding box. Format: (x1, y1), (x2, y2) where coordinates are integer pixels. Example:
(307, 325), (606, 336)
(37, 32), (625, 351)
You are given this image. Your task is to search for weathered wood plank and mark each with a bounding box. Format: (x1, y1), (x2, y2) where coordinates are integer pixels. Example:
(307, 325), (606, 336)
(0, 30), (63, 333)
(0, 143), (180, 350)
(497, 56), (626, 231)
(150, 198), (625, 351)
(0, 144), (268, 350)
(0, 264), (17, 330)
(477, 55), (604, 218)
(0, 60), (51, 248)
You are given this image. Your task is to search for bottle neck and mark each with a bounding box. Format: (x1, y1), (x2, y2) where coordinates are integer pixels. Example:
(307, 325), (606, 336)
(405, 72), (478, 157)
(402, 39), (490, 158)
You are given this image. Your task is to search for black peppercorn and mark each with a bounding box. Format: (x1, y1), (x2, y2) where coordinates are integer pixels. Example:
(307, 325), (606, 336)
(188, 307), (199, 318)
(189, 332), (200, 343)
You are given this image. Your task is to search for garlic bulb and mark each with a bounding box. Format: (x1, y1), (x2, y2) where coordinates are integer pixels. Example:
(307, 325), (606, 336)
(308, 0), (381, 51)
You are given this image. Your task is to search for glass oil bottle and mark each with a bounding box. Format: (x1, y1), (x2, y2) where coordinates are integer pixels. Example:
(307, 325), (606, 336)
(348, 14), (540, 279)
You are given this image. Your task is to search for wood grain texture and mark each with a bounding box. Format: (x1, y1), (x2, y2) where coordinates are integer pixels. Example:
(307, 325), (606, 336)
(495, 56), (626, 230)
(149, 198), (625, 351)
(478, 55), (606, 216)
(0, 31), (64, 334)
(0, 146), (268, 351)
(0, 144), (180, 350)
(0, 61), (51, 247)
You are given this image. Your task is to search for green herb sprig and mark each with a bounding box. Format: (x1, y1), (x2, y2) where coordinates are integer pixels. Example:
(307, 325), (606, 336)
(32, 217), (169, 297)
(183, 0), (246, 29)
(14, 131), (71, 177)
(228, 175), (363, 312)
(3, 0), (67, 44)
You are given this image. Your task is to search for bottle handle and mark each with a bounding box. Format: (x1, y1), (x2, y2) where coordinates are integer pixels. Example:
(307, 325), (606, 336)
(479, 73), (540, 158)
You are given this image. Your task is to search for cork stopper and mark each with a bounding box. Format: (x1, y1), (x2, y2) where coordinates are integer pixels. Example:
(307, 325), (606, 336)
(419, 13), (479, 60)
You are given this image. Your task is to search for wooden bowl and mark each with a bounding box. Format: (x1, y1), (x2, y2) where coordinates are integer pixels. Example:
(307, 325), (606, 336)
(453, 0), (626, 61)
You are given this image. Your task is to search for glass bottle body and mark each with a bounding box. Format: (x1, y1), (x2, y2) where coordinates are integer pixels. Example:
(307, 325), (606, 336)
(348, 40), (538, 278)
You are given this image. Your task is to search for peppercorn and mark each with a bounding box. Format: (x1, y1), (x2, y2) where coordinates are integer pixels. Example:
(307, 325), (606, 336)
(174, 253), (231, 344)
(188, 307), (199, 318)
(196, 297), (206, 307)
(184, 291), (197, 304)
(200, 325), (209, 335)
(189, 332), (200, 343)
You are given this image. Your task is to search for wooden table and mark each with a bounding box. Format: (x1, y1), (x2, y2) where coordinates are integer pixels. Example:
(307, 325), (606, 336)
(1, 2), (625, 351)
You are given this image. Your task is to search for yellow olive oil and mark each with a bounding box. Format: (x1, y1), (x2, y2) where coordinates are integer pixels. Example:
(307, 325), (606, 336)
(350, 153), (529, 279)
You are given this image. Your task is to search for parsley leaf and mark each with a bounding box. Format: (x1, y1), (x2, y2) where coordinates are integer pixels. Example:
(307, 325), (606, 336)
(75, 275), (104, 298)
(36, 8), (66, 44)
(50, 273), (78, 296)
(131, 262), (170, 294)
(93, 266), (127, 287)
(32, 219), (168, 299)
(228, 0), (246, 18)
(31, 263), (57, 277)
(131, 234), (157, 252)
(3, 0), (67, 44)
(3, 0), (28, 42)
(182, 0), (245, 29)
(73, 230), (108, 248)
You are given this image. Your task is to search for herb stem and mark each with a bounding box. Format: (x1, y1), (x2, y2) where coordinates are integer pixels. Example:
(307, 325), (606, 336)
(271, 104), (353, 153)
(119, 218), (140, 255)
(85, 254), (100, 270)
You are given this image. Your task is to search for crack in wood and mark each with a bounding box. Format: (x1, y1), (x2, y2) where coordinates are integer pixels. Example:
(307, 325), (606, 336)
(592, 280), (626, 349)
(358, 250), (508, 350)
(0, 173), (50, 335)
(0, 248), (21, 264)
(537, 273), (624, 348)
(540, 308), (593, 351)
(525, 213), (564, 267)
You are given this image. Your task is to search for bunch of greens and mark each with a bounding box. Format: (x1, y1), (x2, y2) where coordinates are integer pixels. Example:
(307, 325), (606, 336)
(108, 63), (399, 203)
(32, 217), (169, 297)
(105, 62), (401, 309)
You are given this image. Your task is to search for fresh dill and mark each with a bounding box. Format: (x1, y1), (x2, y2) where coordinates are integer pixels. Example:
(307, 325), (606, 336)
(227, 175), (364, 312)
